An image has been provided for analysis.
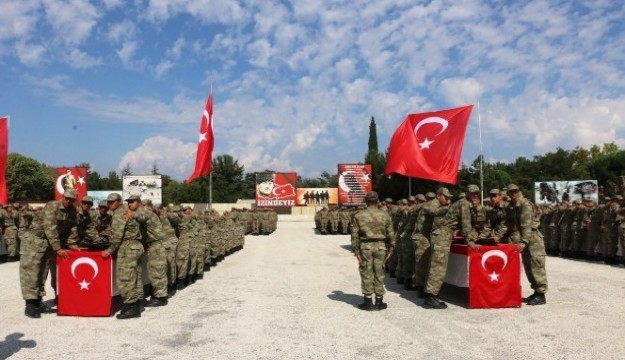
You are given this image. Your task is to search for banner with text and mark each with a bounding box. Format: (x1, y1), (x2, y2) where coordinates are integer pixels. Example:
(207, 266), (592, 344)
(123, 175), (162, 205)
(256, 172), (297, 207)
(55, 167), (88, 201)
(534, 180), (598, 205)
(296, 188), (338, 206)
(337, 164), (372, 206)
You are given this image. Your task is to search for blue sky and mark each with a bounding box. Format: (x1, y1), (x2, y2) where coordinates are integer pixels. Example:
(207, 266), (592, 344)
(1, 0), (625, 181)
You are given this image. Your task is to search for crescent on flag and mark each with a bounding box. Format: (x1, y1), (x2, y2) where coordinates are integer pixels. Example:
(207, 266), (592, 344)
(481, 249), (508, 270)
(71, 257), (100, 280)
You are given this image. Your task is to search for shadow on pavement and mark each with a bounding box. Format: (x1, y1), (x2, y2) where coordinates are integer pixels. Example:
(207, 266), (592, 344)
(327, 290), (362, 308)
(0, 332), (37, 359)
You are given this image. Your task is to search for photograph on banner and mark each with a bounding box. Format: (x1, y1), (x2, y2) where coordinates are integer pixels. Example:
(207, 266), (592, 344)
(122, 175), (162, 205)
(256, 172), (297, 207)
(296, 188), (338, 206)
(55, 167), (88, 200)
(337, 164), (372, 206)
(534, 180), (599, 205)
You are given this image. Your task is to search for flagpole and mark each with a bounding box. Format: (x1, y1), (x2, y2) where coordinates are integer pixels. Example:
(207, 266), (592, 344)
(477, 101), (484, 204)
(408, 176), (412, 197)
(208, 82), (213, 211)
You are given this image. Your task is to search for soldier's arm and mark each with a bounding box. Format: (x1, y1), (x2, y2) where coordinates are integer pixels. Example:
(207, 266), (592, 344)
(350, 215), (361, 254)
(106, 212), (127, 255)
(43, 202), (63, 252)
(518, 201), (534, 244)
(385, 214), (396, 252)
(460, 202), (476, 244)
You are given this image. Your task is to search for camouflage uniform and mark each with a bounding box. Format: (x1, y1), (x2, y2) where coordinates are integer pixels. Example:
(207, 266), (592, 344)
(1, 204), (20, 259)
(159, 207), (179, 290)
(140, 206), (167, 302)
(19, 208), (53, 302)
(351, 192), (395, 309)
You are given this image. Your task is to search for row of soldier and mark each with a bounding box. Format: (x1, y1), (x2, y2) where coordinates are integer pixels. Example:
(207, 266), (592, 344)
(314, 206), (356, 235)
(13, 189), (278, 319)
(350, 184), (548, 310)
(538, 196), (625, 265)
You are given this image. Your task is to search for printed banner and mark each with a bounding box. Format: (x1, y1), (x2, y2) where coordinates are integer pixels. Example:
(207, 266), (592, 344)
(337, 164), (372, 206)
(55, 167), (88, 201)
(123, 175), (162, 205)
(534, 180), (599, 205)
(296, 188), (338, 206)
(57, 250), (113, 317)
(256, 172), (297, 207)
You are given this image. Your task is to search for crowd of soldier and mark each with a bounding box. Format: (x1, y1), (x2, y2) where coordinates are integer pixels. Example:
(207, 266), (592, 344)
(3, 190), (278, 319)
(348, 184), (550, 310)
(314, 206), (358, 235)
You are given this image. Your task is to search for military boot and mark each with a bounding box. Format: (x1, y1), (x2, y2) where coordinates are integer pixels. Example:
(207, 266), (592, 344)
(144, 296), (168, 307)
(37, 297), (56, 314)
(176, 278), (186, 290)
(374, 296), (388, 310)
(396, 277), (405, 285)
(25, 300), (41, 318)
(196, 272), (204, 280)
(423, 294), (448, 309)
(116, 302), (141, 319)
(167, 285), (177, 298)
(415, 286), (425, 299)
(357, 296), (374, 311)
(526, 293), (546, 306)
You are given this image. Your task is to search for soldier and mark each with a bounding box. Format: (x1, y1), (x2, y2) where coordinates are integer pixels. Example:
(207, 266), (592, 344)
(74, 196), (100, 249)
(93, 200), (112, 248)
(423, 184), (480, 309)
(401, 194), (426, 290)
(328, 207), (340, 234)
(351, 191), (395, 311)
(586, 200), (604, 260)
(559, 200), (573, 257)
(2, 203), (20, 261)
(605, 195), (622, 264)
(412, 187), (451, 297)
(502, 184), (548, 305)
(141, 199), (168, 307)
(101, 193), (150, 319)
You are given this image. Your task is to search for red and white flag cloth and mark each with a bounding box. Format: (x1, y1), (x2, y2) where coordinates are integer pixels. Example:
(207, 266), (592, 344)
(185, 94), (214, 184)
(57, 250), (113, 316)
(0, 117), (8, 204)
(385, 105), (473, 184)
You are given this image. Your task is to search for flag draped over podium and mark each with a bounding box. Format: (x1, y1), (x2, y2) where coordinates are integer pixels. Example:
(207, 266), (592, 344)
(468, 245), (521, 308)
(186, 94), (214, 184)
(385, 105), (473, 184)
(57, 250), (113, 316)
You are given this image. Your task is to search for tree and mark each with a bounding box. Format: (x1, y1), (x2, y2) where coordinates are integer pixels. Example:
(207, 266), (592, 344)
(368, 116), (378, 152)
(6, 153), (54, 201)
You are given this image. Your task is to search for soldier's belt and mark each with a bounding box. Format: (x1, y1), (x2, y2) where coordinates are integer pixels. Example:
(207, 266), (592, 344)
(359, 238), (386, 242)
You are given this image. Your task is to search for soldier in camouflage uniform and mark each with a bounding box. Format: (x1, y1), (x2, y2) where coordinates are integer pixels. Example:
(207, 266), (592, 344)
(102, 193), (153, 319)
(339, 208), (351, 234)
(93, 200), (112, 247)
(19, 190), (78, 318)
(412, 188), (451, 297)
(502, 184), (548, 305)
(559, 200), (574, 257)
(400, 195), (426, 290)
(393, 199), (409, 284)
(74, 196), (100, 249)
(328, 207), (340, 234)
(423, 185), (480, 309)
(318, 207), (329, 234)
(351, 191), (395, 311)
(548, 202), (563, 256)
(586, 200), (604, 260)
(2, 203), (20, 261)
(605, 195), (622, 264)
(141, 199), (168, 307)
(158, 205), (178, 296)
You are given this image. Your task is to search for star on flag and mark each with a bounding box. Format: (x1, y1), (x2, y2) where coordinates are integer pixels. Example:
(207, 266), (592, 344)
(78, 279), (90, 290)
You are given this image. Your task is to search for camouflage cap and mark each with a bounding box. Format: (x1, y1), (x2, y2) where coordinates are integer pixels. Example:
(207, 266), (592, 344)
(507, 184), (520, 192)
(604, 196), (612, 201)
(457, 192), (466, 198)
(425, 192), (436, 200)
(125, 193), (141, 201)
(142, 199), (153, 207)
(81, 196), (94, 203)
(416, 194), (426, 202)
(615, 195), (624, 201)
(107, 193), (122, 201)
(400, 198), (408, 205)
(489, 189), (501, 195)
(436, 187), (452, 198)
(408, 195), (416, 202)
(364, 191), (379, 202)
(385, 198), (393, 203)
(467, 184), (480, 193)
(12, 203), (19, 208)
(98, 200), (108, 208)
(171, 205), (181, 212)
(63, 189), (77, 199)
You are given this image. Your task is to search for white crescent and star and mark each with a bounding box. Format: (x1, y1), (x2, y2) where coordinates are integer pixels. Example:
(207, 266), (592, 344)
(70, 257), (100, 290)
(481, 249), (508, 283)
(77, 176), (86, 186)
(55, 174), (66, 195)
(413, 116), (449, 150)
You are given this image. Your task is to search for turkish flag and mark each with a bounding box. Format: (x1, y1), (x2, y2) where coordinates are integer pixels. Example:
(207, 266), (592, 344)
(385, 105), (473, 184)
(0, 117), (8, 204)
(57, 250), (113, 316)
(468, 245), (521, 308)
(185, 93), (214, 184)
(54, 167), (88, 201)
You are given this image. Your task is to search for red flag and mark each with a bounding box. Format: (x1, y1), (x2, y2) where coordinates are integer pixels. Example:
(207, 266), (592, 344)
(468, 245), (521, 308)
(0, 117), (8, 204)
(54, 167), (88, 201)
(385, 105), (473, 184)
(186, 94), (214, 184)
(57, 250), (113, 316)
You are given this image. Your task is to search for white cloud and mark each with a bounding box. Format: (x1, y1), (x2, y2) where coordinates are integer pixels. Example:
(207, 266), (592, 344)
(439, 77), (483, 106)
(144, 0), (250, 25)
(155, 59), (173, 78)
(118, 136), (197, 179)
(107, 19), (137, 44)
(15, 41), (46, 66)
(117, 41), (138, 66)
(247, 39), (273, 68)
(42, 0), (100, 45)
(0, 0), (40, 41)
(66, 49), (102, 69)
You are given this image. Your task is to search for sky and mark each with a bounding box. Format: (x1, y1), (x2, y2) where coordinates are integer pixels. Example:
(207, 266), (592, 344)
(1, 0), (625, 181)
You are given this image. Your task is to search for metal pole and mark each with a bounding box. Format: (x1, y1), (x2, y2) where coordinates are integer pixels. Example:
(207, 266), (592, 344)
(477, 101), (484, 204)
(408, 176), (412, 197)
(209, 172), (213, 211)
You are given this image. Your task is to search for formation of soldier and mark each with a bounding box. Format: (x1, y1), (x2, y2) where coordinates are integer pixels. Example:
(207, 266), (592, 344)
(350, 184), (551, 310)
(314, 206), (359, 235)
(11, 190), (269, 319)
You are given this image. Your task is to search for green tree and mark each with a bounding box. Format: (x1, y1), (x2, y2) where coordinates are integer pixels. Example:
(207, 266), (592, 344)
(6, 153), (54, 201)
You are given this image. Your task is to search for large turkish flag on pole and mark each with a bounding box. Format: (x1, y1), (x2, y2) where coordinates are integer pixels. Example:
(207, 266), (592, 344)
(0, 117), (8, 204)
(57, 250), (113, 316)
(468, 245), (521, 308)
(185, 93), (214, 184)
(385, 105), (473, 184)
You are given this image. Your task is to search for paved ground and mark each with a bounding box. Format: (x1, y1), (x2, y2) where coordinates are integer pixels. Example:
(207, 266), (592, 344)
(1, 217), (625, 360)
